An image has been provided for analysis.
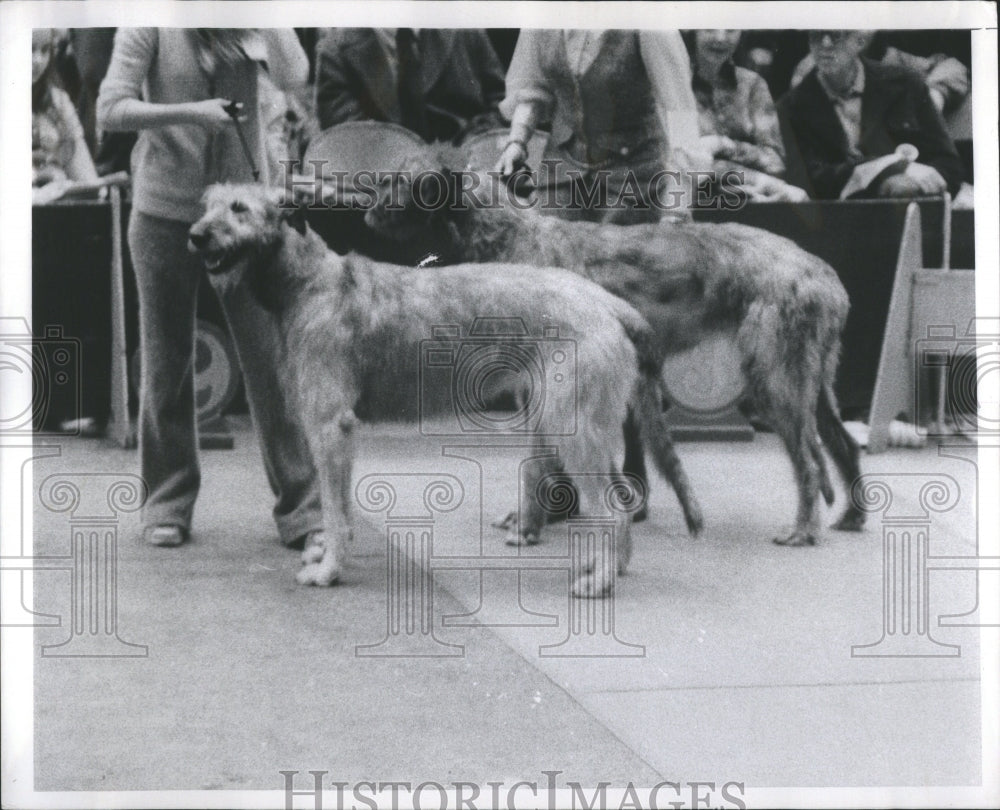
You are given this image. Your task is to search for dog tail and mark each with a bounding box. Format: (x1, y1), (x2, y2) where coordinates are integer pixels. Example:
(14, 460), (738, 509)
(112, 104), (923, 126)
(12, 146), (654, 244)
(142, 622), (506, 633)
(817, 380), (865, 530)
(630, 363), (705, 537)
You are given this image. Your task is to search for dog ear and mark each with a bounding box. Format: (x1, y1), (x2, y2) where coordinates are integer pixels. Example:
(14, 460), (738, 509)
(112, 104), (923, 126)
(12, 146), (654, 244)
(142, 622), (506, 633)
(272, 188), (308, 236)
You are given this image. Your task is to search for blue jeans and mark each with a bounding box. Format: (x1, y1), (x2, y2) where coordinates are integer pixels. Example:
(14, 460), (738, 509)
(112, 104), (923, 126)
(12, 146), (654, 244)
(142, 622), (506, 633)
(127, 211), (322, 544)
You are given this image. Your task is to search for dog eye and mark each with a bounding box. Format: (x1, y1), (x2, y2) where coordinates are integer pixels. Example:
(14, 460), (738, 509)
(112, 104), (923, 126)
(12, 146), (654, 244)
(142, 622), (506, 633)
(230, 201), (248, 214)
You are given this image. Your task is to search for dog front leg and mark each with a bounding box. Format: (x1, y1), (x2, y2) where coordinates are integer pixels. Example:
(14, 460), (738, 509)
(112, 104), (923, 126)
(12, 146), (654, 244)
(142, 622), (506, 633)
(297, 412), (356, 586)
(571, 478), (631, 599)
(505, 454), (561, 546)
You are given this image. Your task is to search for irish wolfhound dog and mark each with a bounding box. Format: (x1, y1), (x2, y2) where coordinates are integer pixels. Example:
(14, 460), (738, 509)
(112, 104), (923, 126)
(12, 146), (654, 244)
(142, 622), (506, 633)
(363, 159), (865, 546)
(188, 183), (701, 597)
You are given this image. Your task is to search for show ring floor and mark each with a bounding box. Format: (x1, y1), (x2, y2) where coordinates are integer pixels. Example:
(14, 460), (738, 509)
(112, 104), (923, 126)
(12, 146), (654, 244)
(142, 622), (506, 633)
(28, 417), (984, 791)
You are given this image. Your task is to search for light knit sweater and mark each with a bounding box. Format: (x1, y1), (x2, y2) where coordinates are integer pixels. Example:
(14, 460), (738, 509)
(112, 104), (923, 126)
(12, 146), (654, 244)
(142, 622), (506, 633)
(98, 28), (307, 222)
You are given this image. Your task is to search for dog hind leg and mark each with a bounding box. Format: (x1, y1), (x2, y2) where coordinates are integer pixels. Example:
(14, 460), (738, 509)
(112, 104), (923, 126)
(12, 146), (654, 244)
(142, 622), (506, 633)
(811, 438), (836, 506)
(631, 378), (704, 535)
(622, 408), (649, 522)
(818, 382), (865, 531)
(771, 408), (823, 546)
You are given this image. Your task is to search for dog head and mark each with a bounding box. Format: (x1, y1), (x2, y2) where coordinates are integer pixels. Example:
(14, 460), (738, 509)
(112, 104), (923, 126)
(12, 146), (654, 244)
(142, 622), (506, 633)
(188, 184), (306, 290)
(364, 156), (445, 241)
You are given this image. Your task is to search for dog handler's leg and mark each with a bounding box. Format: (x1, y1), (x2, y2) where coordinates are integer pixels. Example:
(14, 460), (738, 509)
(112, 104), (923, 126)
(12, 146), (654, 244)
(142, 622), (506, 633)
(216, 279), (323, 548)
(128, 213), (202, 536)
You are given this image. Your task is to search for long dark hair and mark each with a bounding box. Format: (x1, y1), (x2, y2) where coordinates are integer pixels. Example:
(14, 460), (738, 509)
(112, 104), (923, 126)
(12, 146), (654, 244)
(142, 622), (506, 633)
(32, 28), (57, 113)
(191, 29), (256, 77)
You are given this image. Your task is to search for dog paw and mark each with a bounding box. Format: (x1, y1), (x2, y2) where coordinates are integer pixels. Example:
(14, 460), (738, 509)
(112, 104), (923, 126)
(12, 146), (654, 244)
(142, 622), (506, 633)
(296, 562), (341, 586)
(300, 532), (326, 564)
(773, 531), (817, 547)
(504, 531), (540, 547)
(572, 571), (613, 599)
(686, 508), (705, 537)
(831, 513), (866, 532)
(491, 510), (517, 531)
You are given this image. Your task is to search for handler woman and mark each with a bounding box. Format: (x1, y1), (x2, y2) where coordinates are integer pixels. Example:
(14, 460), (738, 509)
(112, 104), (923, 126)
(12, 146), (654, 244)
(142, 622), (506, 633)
(98, 29), (324, 549)
(496, 29), (707, 223)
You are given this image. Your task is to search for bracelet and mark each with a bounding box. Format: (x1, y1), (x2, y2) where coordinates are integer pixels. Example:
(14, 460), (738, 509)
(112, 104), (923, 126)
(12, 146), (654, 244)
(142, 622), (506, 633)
(505, 139), (528, 153)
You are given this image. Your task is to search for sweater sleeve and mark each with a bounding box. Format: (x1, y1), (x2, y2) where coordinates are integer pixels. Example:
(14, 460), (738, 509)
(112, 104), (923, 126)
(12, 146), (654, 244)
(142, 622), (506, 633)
(639, 30), (700, 153)
(96, 27), (156, 132)
(259, 29), (309, 91)
(499, 30), (556, 122)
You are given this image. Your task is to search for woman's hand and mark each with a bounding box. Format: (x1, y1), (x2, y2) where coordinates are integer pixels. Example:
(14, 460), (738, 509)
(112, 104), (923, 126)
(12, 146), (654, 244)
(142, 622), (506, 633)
(33, 164), (68, 187)
(495, 140), (528, 177)
(33, 178), (72, 205)
(700, 133), (736, 159)
(184, 98), (245, 133)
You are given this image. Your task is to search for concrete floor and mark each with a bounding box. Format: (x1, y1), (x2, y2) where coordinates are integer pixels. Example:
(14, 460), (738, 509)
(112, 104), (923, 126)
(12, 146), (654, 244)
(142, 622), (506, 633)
(22, 418), (990, 796)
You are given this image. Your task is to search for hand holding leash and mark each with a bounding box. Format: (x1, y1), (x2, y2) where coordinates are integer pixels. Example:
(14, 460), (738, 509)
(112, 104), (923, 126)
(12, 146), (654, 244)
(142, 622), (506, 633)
(506, 159), (535, 199)
(187, 98), (242, 133)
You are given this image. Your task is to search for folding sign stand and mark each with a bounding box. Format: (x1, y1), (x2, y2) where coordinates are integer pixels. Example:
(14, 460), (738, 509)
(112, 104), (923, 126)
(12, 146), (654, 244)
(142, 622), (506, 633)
(867, 200), (976, 453)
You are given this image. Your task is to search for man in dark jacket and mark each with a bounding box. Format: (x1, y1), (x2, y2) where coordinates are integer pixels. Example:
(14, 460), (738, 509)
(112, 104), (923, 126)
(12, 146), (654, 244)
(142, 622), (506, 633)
(778, 30), (964, 199)
(314, 28), (506, 143)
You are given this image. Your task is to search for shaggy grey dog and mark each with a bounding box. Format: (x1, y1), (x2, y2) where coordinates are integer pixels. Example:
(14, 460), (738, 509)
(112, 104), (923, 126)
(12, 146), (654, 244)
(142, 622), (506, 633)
(188, 183), (701, 597)
(363, 158), (864, 546)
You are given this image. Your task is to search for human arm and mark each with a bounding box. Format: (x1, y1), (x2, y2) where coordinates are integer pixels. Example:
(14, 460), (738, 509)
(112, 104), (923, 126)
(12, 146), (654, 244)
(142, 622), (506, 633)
(639, 30), (710, 171)
(97, 28), (241, 134)
(469, 30), (507, 111)
(903, 76), (965, 195)
(257, 28), (309, 91)
(495, 100), (543, 176)
(881, 47), (969, 113)
(495, 31), (554, 175)
(719, 73), (787, 177)
(313, 30), (368, 131)
(776, 88), (857, 200)
(54, 88), (99, 183)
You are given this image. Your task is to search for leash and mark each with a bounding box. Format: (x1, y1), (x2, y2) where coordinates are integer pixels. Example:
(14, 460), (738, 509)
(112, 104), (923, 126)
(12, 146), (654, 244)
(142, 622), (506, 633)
(223, 100), (260, 181)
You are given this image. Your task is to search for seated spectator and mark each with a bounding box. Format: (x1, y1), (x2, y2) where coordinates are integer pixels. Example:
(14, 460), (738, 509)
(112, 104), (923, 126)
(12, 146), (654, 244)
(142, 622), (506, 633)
(69, 28), (139, 176)
(32, 28), (98, 204)
(790, 33), (970, 117)
(314, 28), (505, 143)
(689, 29), (807, 202)
(779, 30), (964, 200)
